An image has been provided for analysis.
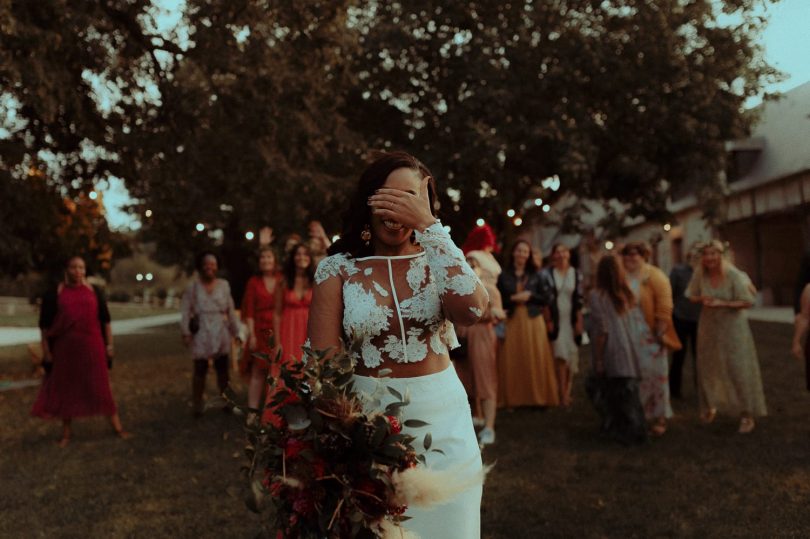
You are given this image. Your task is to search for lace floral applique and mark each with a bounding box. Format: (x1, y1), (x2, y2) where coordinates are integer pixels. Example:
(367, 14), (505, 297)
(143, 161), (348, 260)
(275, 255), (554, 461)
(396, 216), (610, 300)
(414, 223), (483, 298)
(400, 285), (442, 323)
(406, 257), (427, 291)
(342, 282), (392, 341)
(469, 306), (483, 318)
(360, 341), (383, 368)
(314, 254), (359, 284)
(372, 281), (389, 298)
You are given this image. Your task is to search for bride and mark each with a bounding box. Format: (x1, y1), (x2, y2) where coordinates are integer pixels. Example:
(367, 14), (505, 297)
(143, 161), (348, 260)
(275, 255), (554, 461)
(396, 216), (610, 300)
(308, 151), (489, 538)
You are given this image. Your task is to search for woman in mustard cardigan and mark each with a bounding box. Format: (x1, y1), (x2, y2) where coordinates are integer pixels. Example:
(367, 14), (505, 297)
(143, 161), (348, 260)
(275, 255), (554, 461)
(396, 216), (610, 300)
(621, 242), (682, 436)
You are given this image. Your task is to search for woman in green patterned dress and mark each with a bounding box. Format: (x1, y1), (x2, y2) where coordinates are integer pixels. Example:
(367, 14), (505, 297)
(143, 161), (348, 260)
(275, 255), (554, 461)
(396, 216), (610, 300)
(686, 240), (767, 434)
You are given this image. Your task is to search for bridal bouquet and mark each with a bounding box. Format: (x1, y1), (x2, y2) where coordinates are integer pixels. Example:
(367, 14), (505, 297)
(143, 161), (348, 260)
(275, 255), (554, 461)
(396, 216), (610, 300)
(233, 342), (448, 539)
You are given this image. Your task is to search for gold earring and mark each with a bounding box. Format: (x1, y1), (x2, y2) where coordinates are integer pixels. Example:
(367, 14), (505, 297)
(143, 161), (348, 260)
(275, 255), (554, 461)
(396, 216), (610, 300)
(360, 224), (371, 246)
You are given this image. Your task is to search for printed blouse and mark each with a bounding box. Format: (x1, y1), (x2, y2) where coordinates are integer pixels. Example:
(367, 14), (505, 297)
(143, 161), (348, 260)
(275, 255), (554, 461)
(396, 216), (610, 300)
(309, 222), (489, 369)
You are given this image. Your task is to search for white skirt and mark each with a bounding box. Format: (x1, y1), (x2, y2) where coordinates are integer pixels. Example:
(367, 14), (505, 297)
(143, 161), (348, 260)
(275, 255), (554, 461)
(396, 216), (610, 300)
(353, 365), (483, 539)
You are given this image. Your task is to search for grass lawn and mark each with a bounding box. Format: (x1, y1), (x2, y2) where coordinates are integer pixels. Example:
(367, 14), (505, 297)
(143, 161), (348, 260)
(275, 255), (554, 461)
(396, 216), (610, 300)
(0, 321), (808, 538)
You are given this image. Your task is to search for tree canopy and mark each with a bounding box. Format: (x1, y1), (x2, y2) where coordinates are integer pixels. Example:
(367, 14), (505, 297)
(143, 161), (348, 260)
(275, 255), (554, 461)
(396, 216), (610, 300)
(0, 0), (781, 275)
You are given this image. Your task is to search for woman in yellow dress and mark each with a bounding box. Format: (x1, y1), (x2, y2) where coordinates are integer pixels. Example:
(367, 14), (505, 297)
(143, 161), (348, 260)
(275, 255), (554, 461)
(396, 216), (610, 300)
(497, 240), (559, 407)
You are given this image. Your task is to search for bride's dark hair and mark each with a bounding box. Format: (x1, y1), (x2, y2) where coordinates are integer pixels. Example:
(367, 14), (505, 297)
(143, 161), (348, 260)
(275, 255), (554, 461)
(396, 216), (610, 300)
(328, 151), (438, 258)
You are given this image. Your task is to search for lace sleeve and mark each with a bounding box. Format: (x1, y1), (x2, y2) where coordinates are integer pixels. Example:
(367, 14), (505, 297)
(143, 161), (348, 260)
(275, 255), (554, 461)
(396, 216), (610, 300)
(414, 221), (489, 326)
(308, 256), (348, 356)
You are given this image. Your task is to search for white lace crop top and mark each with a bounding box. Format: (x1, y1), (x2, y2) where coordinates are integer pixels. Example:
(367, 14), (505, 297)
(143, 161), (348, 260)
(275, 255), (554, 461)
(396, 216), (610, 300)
(309, 222), (489, 369)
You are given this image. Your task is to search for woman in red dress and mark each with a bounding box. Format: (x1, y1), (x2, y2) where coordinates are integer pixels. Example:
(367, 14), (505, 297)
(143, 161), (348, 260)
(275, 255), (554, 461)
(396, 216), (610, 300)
(31, 256), (130, 447)
(240, 247), (281, 410)
(274, 243), (315, 363)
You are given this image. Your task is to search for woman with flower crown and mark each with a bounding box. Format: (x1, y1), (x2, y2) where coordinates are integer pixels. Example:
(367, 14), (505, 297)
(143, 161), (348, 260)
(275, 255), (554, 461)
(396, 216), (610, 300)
(308, 151), (489, 538)
(686, 240), (766, 434)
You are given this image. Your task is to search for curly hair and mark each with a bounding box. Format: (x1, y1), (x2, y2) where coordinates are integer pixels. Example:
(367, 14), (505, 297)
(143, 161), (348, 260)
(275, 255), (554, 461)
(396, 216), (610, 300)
(328, 151), (438, 258)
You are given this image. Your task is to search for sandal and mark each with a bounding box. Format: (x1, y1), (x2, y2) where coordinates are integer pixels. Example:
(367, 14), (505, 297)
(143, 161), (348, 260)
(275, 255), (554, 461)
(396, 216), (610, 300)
(738, 417), (755, 434)
(114, 429), (133, 440)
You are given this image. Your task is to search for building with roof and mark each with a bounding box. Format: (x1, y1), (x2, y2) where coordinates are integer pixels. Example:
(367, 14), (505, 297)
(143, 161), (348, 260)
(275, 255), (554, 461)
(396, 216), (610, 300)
(623, 81), (810, 305)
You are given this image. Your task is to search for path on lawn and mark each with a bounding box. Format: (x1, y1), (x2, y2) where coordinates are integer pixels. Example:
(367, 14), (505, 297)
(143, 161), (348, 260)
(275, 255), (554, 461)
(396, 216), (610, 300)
(0, 313), (181, 346)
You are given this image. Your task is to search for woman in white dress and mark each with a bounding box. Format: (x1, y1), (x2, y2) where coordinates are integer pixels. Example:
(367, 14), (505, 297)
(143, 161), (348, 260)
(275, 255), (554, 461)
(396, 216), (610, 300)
(547, 243), (584, 407)
(308, 151), (489, 538)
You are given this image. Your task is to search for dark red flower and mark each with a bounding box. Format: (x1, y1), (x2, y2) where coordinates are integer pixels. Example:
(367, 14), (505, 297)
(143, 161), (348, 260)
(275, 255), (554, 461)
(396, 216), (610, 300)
(311, 457), (327, 479)
(269, 481), (284, 497)
(292, 493), (316, 516)
(386, 415), (402, 434)
(284, 438), (311, 460)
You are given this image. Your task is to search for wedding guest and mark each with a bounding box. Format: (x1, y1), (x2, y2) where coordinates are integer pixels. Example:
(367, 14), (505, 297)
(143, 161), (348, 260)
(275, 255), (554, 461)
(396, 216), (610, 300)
(308, 151), (488, 537)
(274, 243), (315, 363)
(460, 251), (506, 447)
(180, 252), (243, 417)
(547, 243), (585, 407)
(497, 239), (559, 407)
(240, 247), (281, 411)
(620, 242), (680, 436)
(283, 233), (303, 255)
(460, 223), (502, 431)
(792, 280), (810, 391)
(792, 254), (810, 391)
(587, 255), (647, 445)
(669, 246), (702, 398)
(31, 256), (130, 446)
(687, 240), (766, 433)
(306, 220), (332, 266)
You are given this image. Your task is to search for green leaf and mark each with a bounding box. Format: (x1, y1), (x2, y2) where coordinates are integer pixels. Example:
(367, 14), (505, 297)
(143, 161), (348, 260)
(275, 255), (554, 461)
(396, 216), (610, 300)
(387, 386), (403, 401)
(403, 419), (429, 428)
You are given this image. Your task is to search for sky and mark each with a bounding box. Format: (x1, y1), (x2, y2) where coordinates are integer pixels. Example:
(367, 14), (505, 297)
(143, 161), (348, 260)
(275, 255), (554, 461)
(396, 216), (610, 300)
(102, 0), (810, 229)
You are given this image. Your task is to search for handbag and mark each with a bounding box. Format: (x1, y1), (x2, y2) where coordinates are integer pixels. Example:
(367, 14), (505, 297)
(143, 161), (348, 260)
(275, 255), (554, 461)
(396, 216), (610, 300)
(188, 281), (200, 335)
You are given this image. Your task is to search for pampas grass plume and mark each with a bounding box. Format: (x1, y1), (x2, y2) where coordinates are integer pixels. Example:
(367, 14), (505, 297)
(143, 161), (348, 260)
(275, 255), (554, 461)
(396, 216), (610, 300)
(392, 458), (493, 508)
(377, 519), (421, 539)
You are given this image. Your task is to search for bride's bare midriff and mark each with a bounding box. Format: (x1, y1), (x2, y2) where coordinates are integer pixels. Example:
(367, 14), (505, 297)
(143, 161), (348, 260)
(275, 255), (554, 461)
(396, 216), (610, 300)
(354, 352), (451, 378)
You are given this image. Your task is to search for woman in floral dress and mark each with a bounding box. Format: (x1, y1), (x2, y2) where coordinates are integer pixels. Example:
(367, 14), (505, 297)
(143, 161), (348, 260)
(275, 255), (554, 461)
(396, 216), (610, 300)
(621, 242), (680, 436)
(687, 240), (766, 434)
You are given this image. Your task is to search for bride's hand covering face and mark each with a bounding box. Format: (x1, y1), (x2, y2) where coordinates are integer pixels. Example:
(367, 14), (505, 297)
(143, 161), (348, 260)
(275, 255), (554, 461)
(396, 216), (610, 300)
(367, 169), (436, 246)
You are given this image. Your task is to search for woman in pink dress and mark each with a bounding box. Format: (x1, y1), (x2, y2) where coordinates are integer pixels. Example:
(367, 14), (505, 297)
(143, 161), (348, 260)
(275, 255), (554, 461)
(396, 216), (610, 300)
(274, 243), (315, 363)
(31, 256), (130, 447)
(240, 247), (281, 410)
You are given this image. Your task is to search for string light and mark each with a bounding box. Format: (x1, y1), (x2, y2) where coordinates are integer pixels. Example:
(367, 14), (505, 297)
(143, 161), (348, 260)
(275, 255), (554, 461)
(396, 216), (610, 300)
(136, 273), (144, 282)
(88, 191), (98, 200)
(476, 218), (485, 227)
(534, 198), (542, 206)
(145, 273), (154, 281)
(245, 231), (255, 240)
(513, 217), (523, 226)
(195, 223), (205, 232)
(663, 223), (672, 232)
(145, 209), (153, 218)
(605, 241), (614, 250)
(506, 209), (516, 218)
(331, 234), (340, 243)
(542, 204), (551, 213)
